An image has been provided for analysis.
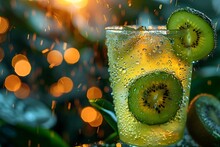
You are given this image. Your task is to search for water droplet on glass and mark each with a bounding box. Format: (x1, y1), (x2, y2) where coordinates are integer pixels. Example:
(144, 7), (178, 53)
(122, 69), (127, 74)
(168, 60), (172, 65)
(142, 48), (147, 52)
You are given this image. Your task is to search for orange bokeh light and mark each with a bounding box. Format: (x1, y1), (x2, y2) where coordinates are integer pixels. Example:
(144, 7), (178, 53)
(14, 60), (31, 77)
(47, 50), (63, 68)
(81, 106), (98, 123)
(57, 76), (74, 93)
(49, 83), (63, 97)
(116, 143), (122, 147)
(4, 74), (21, 92)
(0, 47), (4, 62)
(42, 48), (49, 54)
(12, 54), (28, 68)
(89, 111), (103, 127)
(55, 0), (88, 9)
(0, 16), (9, 34)
(64, 48), (80, 64)
(87, 86), (102, 99)
(14, 83), (30, 99)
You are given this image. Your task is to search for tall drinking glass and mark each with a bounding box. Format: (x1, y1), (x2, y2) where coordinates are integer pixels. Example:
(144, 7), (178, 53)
(105, 26), (192, 146)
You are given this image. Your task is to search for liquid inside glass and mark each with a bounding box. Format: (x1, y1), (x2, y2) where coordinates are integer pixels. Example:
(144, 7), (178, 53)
(105, 26), (192, 146)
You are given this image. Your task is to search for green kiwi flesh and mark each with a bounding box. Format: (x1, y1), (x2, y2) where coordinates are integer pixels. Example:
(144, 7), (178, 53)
(187, 94), (220, 146)
(128, 71), (183, 125)
(167, 7), (216, 62)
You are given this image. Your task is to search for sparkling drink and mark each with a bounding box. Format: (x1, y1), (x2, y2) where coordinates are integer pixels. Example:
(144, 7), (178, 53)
(105, 26), (192, 146)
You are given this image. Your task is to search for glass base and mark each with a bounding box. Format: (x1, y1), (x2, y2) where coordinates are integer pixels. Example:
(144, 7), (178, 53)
(119, 129), (198, 147)
(76, 129), (198, 147)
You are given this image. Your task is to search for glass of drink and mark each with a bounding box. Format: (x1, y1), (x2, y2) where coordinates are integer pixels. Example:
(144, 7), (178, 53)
(105, 25), (192, 146)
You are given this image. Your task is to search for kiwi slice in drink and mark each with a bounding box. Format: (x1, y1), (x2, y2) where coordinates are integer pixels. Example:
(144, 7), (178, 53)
(128, 71), (183, 125)
(187, 94), (220, 146)
(167, 7), (216, 62)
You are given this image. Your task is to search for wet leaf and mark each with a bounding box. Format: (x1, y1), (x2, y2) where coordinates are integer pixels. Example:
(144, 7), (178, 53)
(104, 131), (119, 143)
(89, 99), (118, 133)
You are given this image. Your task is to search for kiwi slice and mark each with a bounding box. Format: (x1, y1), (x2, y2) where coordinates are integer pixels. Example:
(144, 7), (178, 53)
(167, 7), (216, 62)
(187, 94), (220, 146)
(128, 71), (183, 125)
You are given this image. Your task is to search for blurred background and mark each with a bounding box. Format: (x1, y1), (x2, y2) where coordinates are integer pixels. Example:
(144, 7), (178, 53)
(0, 0), (219, 146)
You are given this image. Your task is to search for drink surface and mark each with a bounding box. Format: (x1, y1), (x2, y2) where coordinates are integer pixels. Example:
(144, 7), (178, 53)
(106, 26), (192, 146)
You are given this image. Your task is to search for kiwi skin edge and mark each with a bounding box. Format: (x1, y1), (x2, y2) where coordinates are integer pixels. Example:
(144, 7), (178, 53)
(185, 7), (217, 53)
(167, 7), (217, 62)
(187, 93), (220, 147)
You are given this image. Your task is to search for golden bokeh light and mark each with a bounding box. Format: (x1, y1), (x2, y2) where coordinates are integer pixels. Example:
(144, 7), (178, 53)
(64, 48), (80, 64)
(12, 54), (28, 68)
(14, 60), (31, 77)
(89, 111), (103, 127)
(81, 106), (98, 123)
(0, 16), (9, 34)
(86, 86), (102, 99)
(57, 76), (74, 93)
(4, 74), (21, 92)
(51, 100), (57, 110)
(42, 48), (49, 54)
(47, 50), (63, 68)
(49, 83), (63, 97)
(0, 47), (4, 62)
(0, 33), (7, 43)
(14, 83), (30, 99)
(116, 143), (122, 147)
(55, 0), (88, 9)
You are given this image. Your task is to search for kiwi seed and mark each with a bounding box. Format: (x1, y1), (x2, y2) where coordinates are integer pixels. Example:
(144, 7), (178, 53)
(167, 7), (216, 62)
(128, 71), (183, 125)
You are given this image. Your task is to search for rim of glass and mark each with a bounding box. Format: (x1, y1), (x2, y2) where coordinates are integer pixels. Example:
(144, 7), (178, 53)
(105, 25), (183, 34)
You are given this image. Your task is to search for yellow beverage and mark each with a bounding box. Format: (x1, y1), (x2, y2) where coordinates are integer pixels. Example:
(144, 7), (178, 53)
(105, 26), (192, 146)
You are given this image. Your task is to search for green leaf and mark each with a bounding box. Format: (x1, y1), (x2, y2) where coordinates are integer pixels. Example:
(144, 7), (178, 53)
(104, 131), (119, 143)
(89, 99), (118, 133)
(0, 123), (69, 147)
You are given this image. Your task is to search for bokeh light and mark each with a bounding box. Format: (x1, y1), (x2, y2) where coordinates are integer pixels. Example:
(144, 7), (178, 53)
(11, 54), (28, 68)
(14, 60), (31, 77)
(0, 16), (9, 34)
(0, 33), (7, 43)
(49, 76), (74, 97)
(87, 86), (102, 99)
(57, 76), (74, 93)
(0, 47), (4, 62)
(4, 74), (21, 92)
(88, 111), (103, 127)
(47, 50), (63, 68)
(49, 83), (63, 97)
(54, 0), (88, 9)
(1, 0), (217, 146)
(116, 143), (122, 147)
(64, 47), (80, 64)
(14, 82), (30, 99)
(42, 48), (49, 54)
(81, 106), (98, 123)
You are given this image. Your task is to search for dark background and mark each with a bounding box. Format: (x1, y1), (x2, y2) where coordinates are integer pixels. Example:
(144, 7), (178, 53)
(0, 0), (219, 146)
